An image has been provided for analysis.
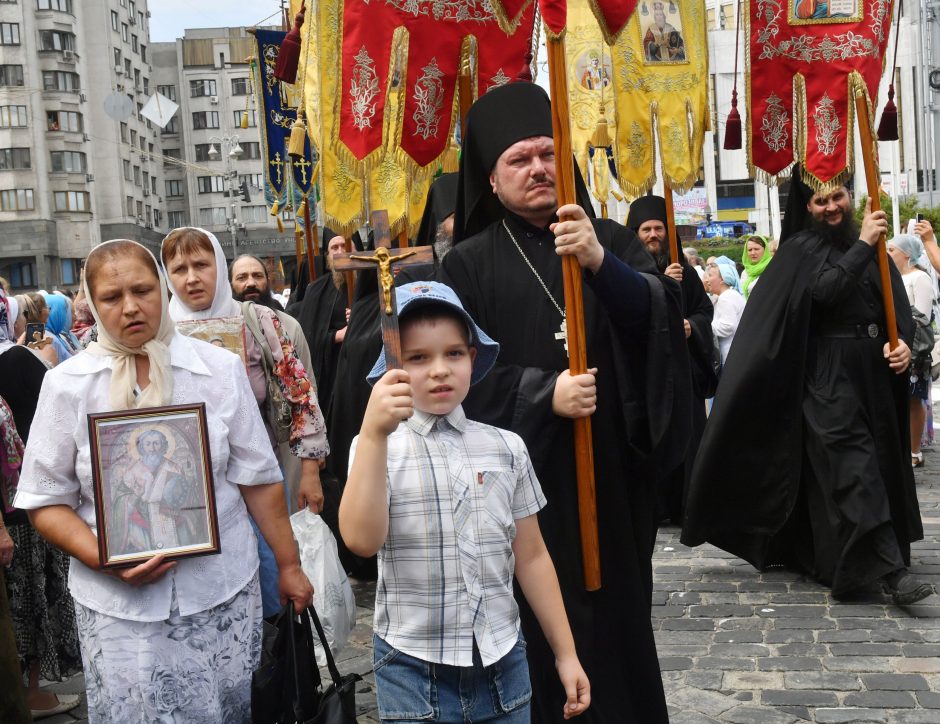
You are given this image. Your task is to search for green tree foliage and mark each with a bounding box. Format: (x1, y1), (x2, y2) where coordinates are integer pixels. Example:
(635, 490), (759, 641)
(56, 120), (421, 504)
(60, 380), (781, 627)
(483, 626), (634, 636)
(854, 194), (940, 235)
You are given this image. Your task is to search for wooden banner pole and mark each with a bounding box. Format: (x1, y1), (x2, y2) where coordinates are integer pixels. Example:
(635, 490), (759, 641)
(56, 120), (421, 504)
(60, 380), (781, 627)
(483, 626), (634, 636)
(547, 35), (601, 592)
(854, 90), (899, 350)
(663, 182), (680, 266)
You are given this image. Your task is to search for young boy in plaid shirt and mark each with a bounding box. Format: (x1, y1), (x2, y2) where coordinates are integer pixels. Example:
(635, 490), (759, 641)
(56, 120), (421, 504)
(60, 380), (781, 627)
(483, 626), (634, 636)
(340, 281), (589, 722)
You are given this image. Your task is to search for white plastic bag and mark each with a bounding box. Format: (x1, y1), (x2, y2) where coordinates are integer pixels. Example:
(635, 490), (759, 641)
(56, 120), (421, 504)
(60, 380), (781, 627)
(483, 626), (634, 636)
(289, 509), (357, 665)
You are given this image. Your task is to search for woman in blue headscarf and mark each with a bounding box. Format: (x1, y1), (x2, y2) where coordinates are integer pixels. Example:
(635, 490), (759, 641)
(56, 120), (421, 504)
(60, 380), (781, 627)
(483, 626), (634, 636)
(707, 256), (746, 366)
(40, 294), (80, 362)
(887, 234), (937, 467)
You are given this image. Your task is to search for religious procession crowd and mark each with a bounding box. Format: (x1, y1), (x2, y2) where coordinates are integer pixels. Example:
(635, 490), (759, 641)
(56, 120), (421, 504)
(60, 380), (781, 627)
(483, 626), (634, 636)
(0, 81), (935, 724)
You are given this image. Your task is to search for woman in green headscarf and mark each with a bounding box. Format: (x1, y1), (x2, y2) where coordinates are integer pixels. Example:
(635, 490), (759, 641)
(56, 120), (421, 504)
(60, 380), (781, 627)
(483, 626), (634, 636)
(740, 235), (773, 299)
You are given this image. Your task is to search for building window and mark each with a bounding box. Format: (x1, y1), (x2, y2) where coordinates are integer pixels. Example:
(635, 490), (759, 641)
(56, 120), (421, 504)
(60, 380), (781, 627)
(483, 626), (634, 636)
(168, 210), (186, 228)
(38, 30), (75, 52)
(231, 78), (249, 96)
(189, 79), (216, 98)
(140, 44), (146, 62)
(121, 23), (128, 42)
(133, 165), (140, 185)
(120, 122), (128, 142)
(192, 111), (219, 130)
(151, 175), (157, 194)
(124, 58), (131, 76)
(0, 189), (34, 211)
(165, 179), (183, 197)
(199, 207), (227, 226)
(233, 109), (257, 127)
(49, 150), (86, 173)
(0, 148), (30, 169)
(47, 110), (81, 132)
(54, 190), (90, 212)
(42, 71), (80, 91)
(7, 261), (36, 289)
(0, 24), (20, 46)
(0, 106), (27, 128)
(239, 173), (263, 190)
(196, 176), (224, 194)
(157, 84), (176, 102)
(240, 142), (261, 160)
(123, 159), (131, 180)
(111, 10), (119, 30)
(125, 195), (134, 215)
(136, 199), (143, 217)
(241, 205), (267, 224)
(132, 34), (138, 53)
(61, 258), (81, 285)
(37, 0), (73, 10)
(0, 65), (24, 87)
(153, 208), (162, 227)
(194, 143), (212, 161)
(161, 116), (179, 134)
(133, 68), (140, 90)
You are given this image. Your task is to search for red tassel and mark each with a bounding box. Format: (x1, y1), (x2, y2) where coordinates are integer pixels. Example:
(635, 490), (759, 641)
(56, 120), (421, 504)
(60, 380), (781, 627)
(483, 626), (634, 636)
(877, 85), (899, 142)
(274, 4), (305, 84)
(517, 51), (533, 82)
(724, 88), (742, 150)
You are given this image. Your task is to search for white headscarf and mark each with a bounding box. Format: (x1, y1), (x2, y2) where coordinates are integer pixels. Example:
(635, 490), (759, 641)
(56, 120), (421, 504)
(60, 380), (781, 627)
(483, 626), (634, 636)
(161, 227), (241, 321)
(83, 240), (177, 410)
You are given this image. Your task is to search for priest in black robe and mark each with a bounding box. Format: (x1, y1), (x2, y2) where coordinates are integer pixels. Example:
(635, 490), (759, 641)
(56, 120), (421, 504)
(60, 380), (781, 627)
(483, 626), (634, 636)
(627, 195), (717, 524)
(683, 177), (931, 605)
(295, 233), (349, 418)
(440, 81), (691, 724)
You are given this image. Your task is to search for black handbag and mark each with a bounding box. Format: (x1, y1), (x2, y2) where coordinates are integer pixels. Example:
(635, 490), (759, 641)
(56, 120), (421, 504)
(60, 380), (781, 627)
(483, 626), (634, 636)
(251, 603), (361, 724)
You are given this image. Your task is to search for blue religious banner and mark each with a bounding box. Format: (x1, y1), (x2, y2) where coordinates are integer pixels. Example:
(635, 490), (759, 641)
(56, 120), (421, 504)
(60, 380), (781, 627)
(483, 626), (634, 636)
(253, 29), (316, 230)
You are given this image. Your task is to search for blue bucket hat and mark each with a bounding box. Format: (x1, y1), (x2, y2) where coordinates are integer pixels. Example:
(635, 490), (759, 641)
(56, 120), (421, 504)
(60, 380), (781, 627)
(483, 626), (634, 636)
(366, 281), (499, 386)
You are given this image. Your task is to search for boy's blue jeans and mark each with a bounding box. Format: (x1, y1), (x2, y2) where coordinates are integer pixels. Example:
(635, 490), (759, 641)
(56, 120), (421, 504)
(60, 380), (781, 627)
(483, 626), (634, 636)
(372, 633), (531, 723)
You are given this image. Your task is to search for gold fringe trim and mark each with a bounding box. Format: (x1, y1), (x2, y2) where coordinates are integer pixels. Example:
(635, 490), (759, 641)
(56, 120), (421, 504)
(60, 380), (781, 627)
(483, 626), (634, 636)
(585, 0), (626, 46)
(488, 0), (535, 37)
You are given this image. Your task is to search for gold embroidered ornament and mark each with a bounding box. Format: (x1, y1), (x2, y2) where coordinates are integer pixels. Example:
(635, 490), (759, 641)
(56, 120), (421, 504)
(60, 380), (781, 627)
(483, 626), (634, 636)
(609, 0), (710, 198)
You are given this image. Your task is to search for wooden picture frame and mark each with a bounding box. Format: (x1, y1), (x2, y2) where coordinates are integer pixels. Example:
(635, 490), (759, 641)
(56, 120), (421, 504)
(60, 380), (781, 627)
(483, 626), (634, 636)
(88, 403), (221, 569)
(175, 315), (248, 368)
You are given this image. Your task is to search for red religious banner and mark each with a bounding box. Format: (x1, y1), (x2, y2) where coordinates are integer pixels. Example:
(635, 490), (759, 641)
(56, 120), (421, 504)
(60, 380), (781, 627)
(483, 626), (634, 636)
(338, 1), (536, 169)
(487, 0), (635, 43)
(747, 0), (894, 190)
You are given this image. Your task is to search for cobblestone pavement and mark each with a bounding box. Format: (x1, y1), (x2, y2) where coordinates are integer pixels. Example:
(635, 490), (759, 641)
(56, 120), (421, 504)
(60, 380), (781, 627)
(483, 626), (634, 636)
(44, 441), (940, 723)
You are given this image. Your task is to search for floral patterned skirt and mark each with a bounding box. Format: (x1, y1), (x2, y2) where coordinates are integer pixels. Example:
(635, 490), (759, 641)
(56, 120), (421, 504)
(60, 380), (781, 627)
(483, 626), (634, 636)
(76, 573), (262, 724)
(5, 523), (81, 682)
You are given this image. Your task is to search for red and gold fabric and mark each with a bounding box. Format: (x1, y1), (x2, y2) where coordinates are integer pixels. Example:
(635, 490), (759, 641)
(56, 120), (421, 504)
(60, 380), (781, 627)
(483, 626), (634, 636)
(293, 0), (536, 236)
(488, 0), (635, 43)
(747, 0), (894, 191)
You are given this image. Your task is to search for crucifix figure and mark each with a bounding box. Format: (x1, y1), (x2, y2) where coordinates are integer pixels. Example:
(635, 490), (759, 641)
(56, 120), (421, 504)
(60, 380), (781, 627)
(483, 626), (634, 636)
(332, 209), (433, 371)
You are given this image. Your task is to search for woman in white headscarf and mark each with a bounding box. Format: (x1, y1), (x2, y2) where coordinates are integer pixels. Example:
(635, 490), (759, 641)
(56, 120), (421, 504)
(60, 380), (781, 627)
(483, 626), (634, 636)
(160, 227), (328, 618)
(706, 256), (746, 367)
(14, 240), (312, 723)
(887, 234), (937, 467)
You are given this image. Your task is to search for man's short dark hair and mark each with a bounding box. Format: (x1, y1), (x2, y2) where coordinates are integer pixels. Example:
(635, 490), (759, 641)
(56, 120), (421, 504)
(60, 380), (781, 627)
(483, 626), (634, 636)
(399, 301), (471, 347)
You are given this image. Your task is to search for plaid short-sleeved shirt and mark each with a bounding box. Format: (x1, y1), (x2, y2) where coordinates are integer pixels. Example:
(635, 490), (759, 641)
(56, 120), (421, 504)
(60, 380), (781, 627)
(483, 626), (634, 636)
(349, 405), (546, 667)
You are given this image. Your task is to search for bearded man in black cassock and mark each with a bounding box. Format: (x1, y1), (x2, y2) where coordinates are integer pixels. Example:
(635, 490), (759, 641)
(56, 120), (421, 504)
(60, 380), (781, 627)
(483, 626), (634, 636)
(627, 195), (717, 525)
(295, 234), (349, 417)
(440, 81), (691, 724)
(683, 176), (932, 605)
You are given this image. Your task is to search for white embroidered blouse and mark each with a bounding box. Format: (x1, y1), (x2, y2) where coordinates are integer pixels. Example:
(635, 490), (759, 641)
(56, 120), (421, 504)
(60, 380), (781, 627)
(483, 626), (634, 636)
(14, 333), (281, 622)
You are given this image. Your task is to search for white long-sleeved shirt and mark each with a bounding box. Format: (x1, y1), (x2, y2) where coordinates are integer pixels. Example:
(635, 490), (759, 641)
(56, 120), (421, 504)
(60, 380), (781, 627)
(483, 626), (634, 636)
(712, 288), (746, 365)
(14, 333), (281, 622)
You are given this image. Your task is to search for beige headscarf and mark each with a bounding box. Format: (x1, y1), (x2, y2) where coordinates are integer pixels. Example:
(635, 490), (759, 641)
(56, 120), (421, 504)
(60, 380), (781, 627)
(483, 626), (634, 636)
(83, 240), (178, 410)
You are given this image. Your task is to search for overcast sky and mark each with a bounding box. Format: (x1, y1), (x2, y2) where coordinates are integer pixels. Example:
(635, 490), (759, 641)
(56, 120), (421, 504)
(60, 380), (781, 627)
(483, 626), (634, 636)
(149, 0), (283, 43)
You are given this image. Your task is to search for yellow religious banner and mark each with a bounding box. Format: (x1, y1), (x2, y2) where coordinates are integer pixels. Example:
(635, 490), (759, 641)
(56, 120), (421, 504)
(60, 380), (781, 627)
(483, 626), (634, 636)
(609, 0), (710, 198)
(565, 0), (616, 202)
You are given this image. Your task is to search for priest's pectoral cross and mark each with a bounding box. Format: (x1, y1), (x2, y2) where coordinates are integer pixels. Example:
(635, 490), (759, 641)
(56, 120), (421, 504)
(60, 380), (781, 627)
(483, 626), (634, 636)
(332, 209), (433, 371)
(555, 318), (569, 356)
(269, 152), (284, 186)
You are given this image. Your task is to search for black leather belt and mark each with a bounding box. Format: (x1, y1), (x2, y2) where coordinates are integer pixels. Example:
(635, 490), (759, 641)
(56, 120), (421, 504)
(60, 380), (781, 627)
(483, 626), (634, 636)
(815, 323), (883, 339)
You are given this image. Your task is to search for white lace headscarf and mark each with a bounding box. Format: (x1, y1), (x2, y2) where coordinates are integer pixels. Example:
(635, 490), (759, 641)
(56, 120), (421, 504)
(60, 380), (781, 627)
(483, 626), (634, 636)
(161, 227), (240, 321)
(83, 240), (177, 410)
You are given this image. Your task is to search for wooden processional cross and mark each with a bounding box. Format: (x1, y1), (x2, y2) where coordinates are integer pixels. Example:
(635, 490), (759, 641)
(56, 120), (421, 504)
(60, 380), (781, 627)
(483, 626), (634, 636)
(331, 210), (433, 370)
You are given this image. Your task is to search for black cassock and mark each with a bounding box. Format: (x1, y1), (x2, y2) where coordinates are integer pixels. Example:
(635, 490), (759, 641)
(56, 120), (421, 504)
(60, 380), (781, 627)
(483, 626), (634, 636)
(683, 233), (923, 596)
(658, 258), (716, 523)
(295, 274), (347, 418)
(441, 212), (690, 724)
